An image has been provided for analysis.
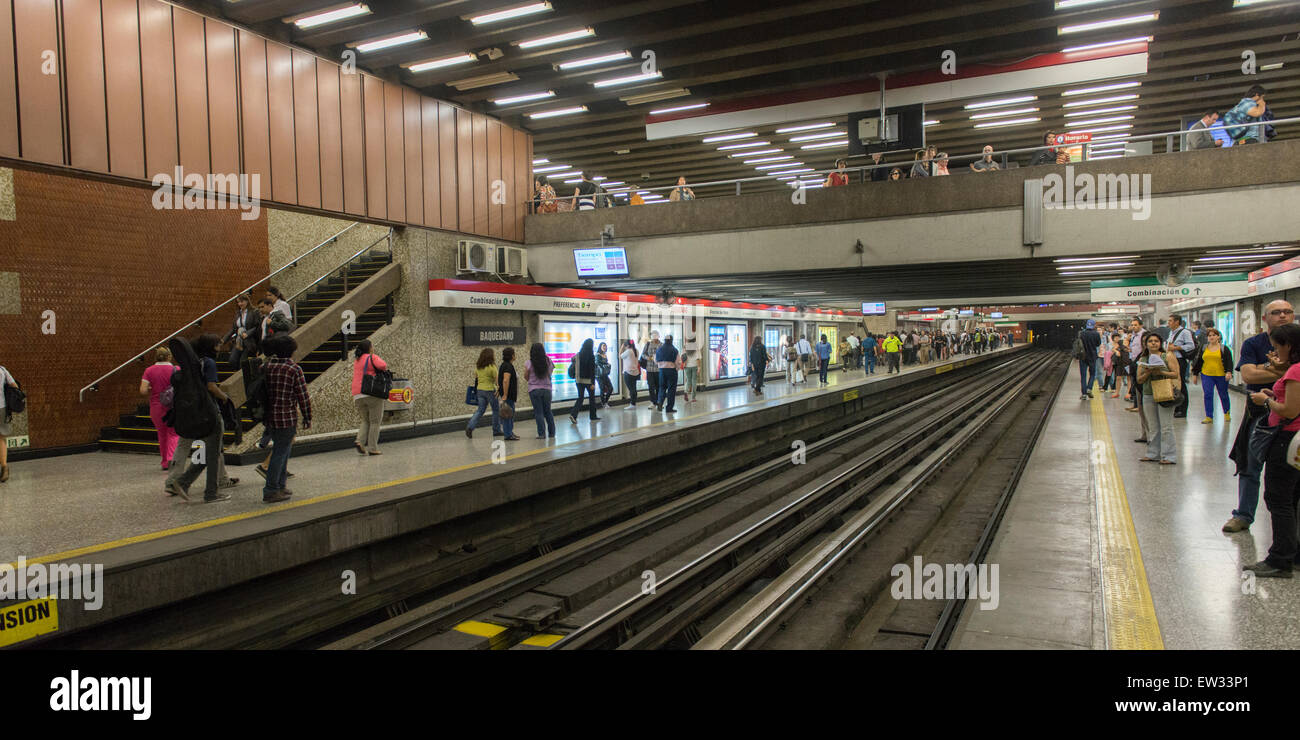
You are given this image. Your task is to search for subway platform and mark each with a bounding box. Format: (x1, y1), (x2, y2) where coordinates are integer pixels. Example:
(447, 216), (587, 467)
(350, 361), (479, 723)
(952, 367), (1300, 649)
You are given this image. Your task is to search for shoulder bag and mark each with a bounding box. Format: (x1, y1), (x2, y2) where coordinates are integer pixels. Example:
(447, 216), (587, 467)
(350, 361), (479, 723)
(1, 366), (23, 416)
(360, 355), (393, 400)
(1150, 353), (1183, 406)
(465, 375), (479, 406)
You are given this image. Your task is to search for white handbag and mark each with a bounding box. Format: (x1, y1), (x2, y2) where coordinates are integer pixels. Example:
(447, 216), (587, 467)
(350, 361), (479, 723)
(795, 369), (805, 383)
(1286, 430), (1300, 471)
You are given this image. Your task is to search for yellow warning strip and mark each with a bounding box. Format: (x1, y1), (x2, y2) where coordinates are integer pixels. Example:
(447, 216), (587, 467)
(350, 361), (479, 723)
(454, 620), (506, 638)
(1089, 394), (1164, 650)
(519, 633), (564, 647)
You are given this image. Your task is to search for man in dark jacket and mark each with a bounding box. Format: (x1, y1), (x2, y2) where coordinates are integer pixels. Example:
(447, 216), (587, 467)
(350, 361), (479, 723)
(655, 335), (680, 413)
(164, 334), (238, 502)
(1078, 319), (1102, 400)
(749, 336), (770, 395)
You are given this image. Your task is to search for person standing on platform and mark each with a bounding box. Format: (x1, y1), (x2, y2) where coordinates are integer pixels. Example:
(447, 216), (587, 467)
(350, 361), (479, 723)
(883, 332), (902, 373)
(524, 343), (557, 439)
(919, 331), (932, 364)
(1166, 314), (1196, 418)
(467, 348), (502, 438)
(655, 335), (680, 413)
(1243, 323), (1300, 577)
(815, 334), (832, 385)
(847, 332), (861, 369)
(1191, 328), (1233, 426)
(0, 363), (18, 483)
(749, 335), (770, 395)
(838, 337), (851, 373)
(569, 339), (601, 423)
(351, 340), (388, 455)
(140, 346), (179, 470)
(259, 335), (310, 503)
(595, 342), (613, 409)
(1135, 332), (1180, 465)
(1226, 300), (1295, 533)
(681, 344), (701, 403)
(1077, 319), (1102, 400)
(796, 335), (813, 382)
(863, 333), (878, 374)
(165, 335), (238, 502)
(1100, 338), (1116, 394)
(640, 331), (662, 406)
(620, 339), (641, 410)
(498, 347), (520, 441)
(785, 337), (800, 384)
(1127, 318), (1151, 443)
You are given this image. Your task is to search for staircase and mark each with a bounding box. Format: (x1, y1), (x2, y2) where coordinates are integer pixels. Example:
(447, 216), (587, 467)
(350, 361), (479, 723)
(98, 246), (396, 456)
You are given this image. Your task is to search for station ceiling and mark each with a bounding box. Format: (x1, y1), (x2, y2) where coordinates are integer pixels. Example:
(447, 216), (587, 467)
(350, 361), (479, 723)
(202, 0), (1300, 201)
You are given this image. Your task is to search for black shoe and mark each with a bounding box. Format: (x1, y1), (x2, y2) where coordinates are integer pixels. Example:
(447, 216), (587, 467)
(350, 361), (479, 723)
(203, 491), (232, 503)
(1087, 393), (1094, 399)
(254, 465), (268, 480)
(1134, 438), (1148, 444)
(1173, 412), (1186, 418)
(493, 431), (505, 437)
(590, 417), (602, 421)
(1244, 560), (1293, 578)
(466, 428), (473, 438)
(263, 490), (291, 503)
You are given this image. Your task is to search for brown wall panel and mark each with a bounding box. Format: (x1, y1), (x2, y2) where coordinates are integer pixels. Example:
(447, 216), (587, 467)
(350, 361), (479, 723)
(383, 81), (404, 223)
(172, 8), (209, 175)
(500, 124), (514, 242)
(102, 0), (145, 178)
(63, 0), (108, 172)
(514, 129), (529, 243)
(265, 42), (296, 205)
(455, 108), (472, 233)
(292, 50), (321, 208)
(339, 69), (364, 215)
(316, 60), (343, 212)
(0, 0), (17, 157)
(420, 98), (439, 229)
(472, 113), (487, 236)
(205, 20), (238, 177)
(486, 118), (502, 239)
(438, 102), (457, 231)
(138, 0), (176, 178)
(403, 88), (422, 227)
(13, 0), (62, 164)
(362, 75), (386, 220)
(237, 31), (270, 198)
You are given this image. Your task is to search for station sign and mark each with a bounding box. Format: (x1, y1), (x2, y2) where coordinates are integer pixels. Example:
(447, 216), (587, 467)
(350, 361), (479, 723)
(1249, 262), (1300, 297)
(462, 326), (526, 346)
(1090, 275), (1248, 302)
(1056, 132), (1092, 145)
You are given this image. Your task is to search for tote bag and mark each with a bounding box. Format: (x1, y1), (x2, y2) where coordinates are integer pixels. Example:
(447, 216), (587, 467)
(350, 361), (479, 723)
(465, 376), (478, 406)
(360, 355), (393, 400)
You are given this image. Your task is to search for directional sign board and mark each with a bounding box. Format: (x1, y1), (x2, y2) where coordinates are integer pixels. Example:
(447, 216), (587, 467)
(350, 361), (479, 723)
(1090, 275), (1248, 303)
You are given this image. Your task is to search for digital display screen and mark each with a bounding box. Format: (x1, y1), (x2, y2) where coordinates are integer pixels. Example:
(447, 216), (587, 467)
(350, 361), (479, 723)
(764, 323), (793, 373)
(990, 312), (1004, 319)
(959, 310), (974, 316)
(708, 323), (749, 380)
(919, 307), (940, 313)
(573, 247), (629, 278)
(542, 319), (620, 401)
(861, 301), (887, 316)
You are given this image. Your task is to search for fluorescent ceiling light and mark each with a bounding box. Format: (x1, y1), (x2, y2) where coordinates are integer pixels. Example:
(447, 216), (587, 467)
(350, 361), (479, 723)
(1063, 81), (1140, 96)
(1064, 115), (1134, 126)
(1192, 260), (1264, 267)
(290, 3), (370, 28)
(591, 176), (605, 181)
(789, 131), (844, 142)
(771, 169), (813, 176)
(468, 2), (552, 25)
(717, 141), (770, 150)
(516, 28), (594, 48)
(744, 155), (793, 164)
(1063, 94), (1139, 107)
(1062, 35), (1152, 53)
(777, 176), (799, 180)
(702, 132), (755, 143)
(1071, 124), (1132, 133)
(1059, 12), (1158, 35)
(602, 181), (625, 186)
(756, 162), (804, 169)
(1209, 246), (1299, 253)
(923, 119), (940, 126)
(973, 116), (1041, 129)
(650, 103), (708, 115)
(528, 106), (587, 119)
(796, 182), (825, 189)
(1058, 269), (1132, 275)
(800, 140), (849, 149)
(969, 107), (1040, 120)
(729, 148), (781, 157)
(406, 53), (477, 72)
(1055, 262), (1134, 270)
(532, 164), (569, 173)
(793, 291), (826, 295)
(1261, 62), (1285, 71)
(964, 95), (1037, 110)
(557, 51), (631, 69)
(620, 88), (689, 105)
(776, 122), (835, 133)
(1197, 254), (1282, 261)
(1055, 0), (1125, 7)
(562, 178), (582, 184)
(492, 90), (555, 105)
(593, 71), (663, 88)
(1087, 154), (1124, 160)
(355, 30), (427, 53)
(1053, 255), (1138, 262)
(1064, 105), (1136, 116)
(532, 158), (548, 165)
(1089, 133), (1131, 141)
(546, 170), (581, 178)
(448, 71), (519, 90)
(1234, 0), (1288, 5)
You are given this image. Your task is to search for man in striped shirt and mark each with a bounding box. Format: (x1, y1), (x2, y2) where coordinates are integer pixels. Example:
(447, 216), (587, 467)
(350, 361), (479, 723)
(261, 334), (311, 504)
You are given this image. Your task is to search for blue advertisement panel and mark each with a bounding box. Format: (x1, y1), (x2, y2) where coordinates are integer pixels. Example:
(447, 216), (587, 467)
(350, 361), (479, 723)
(542, 318), (620, 402)
(708, 322), (749, 380)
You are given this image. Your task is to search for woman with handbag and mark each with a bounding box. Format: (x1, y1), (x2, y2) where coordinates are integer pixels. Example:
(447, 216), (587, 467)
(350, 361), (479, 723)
(140, 346), (180, 470)
(569, 339), (601, 424)
(524, 343), (556, 438)
(352, 340), (389, 455)
(595, 342), (613, 409)
(498, 347), (520, 441)
(1135, 332), (1181, 464)
(466, 348), (502, 438)
(1190, 328), (1234, 425)
(0, 362), (19, 483)
(1244, 324), (1300, 577)
(620, 339), (640, 409)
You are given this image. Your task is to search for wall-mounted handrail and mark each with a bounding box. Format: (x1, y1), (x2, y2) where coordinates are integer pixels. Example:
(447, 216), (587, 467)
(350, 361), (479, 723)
(284, 229), (394, 306)
(78, 221), (362, 401)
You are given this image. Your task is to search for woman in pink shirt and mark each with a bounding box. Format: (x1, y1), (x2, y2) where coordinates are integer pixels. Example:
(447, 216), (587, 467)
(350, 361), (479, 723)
(139, 346), (179, 470)
(351, 340), (389, 455)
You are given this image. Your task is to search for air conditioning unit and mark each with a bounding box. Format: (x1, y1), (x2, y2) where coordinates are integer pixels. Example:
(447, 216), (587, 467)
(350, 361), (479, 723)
(458, 240), (496, 273)
(498, 246), (528, 277)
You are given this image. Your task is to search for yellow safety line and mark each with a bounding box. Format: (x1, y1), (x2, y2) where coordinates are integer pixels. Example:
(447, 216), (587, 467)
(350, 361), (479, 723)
(520, 633), (565, 647)
(454, 620), (506, 638)
(1089, 394), (1163, 650)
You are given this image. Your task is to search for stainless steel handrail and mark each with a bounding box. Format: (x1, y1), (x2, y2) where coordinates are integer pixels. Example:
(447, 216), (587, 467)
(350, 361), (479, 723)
(78, 221), (361, 401)
(526, 115), (1296, 204)
(285, 229), (394, 305)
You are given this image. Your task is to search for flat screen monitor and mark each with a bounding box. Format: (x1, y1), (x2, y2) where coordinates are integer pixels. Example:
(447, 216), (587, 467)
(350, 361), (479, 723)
(574, 247), (629, 278)
(919, 307), (940, 313)
(861, 301), (887, 316)
(990, 311), (1004, 319)
(959, 309), (974, 316)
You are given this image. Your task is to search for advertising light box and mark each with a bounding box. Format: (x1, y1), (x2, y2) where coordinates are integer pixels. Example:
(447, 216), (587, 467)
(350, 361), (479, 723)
(542, 318), (620, 402)
(573, 247), (629, 278)
(817, 325), (839, 365)
(708, 323), (749, 381)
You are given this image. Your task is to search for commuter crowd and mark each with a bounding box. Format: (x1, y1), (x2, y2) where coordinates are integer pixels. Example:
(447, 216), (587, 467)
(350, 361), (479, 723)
(1074, 301), (1300, 578)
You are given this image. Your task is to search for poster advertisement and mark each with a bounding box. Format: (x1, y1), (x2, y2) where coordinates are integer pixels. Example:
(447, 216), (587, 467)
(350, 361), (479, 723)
(708, 322), (749, 380)
(1216, 307), (1236, 360)
(542, 318), (620, 402)
(764, 323), (793, 373)
(817, 325), (839, 365)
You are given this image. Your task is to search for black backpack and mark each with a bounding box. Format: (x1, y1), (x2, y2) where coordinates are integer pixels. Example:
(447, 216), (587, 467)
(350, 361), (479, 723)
(242, 356), (271, 424)
(265, 310), (293, 337)
(1, 366), (24, 416)
(1072, 332), (1085, 360)
(167, 337), (219, 440)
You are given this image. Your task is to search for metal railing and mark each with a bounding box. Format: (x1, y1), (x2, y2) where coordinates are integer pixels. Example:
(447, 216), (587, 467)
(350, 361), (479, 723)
(526, 115), (1296, 207)
(78, 221), (362, 401)
(284, 228), (395, 360)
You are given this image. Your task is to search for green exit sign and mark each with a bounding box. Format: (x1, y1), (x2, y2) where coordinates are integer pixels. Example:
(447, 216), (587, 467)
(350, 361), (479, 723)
(5, 435), (29, 450)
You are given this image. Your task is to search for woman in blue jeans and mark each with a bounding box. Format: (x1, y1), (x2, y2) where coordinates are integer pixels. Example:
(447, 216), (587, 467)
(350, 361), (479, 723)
(815, 334), (832, 385)
(497, 346), (520, 441)
(466, 348), (501, 438)
(523, 343), (556, 439)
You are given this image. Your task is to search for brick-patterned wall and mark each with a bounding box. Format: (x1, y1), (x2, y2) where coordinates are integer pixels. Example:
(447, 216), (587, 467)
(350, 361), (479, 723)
(0, 168), (268, 449)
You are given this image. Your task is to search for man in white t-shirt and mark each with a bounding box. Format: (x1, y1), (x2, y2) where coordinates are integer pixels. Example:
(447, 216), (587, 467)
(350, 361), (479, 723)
(795, 335), (813, 381)
(846, 333), (861, 369)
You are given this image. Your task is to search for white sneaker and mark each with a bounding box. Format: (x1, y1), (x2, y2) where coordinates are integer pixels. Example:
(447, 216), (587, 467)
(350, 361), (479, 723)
(624, 404), (635, 410)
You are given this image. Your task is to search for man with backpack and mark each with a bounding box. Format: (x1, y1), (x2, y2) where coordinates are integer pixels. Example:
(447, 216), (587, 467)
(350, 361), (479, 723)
(1076, 319), (1102, 400)
(639, 331), (662, 406)
(164, 335), (238, 502)
(1166, 314), (1197, 418)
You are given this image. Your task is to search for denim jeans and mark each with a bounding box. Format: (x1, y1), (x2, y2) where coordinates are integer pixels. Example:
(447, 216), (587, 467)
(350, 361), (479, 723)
(468, 389), (501, 433)
(1079, 357), (1096, 395)
(1202, 374), (1230, 418)
(1236, 407), (1267, 524)
(818, 358), (829, 383)
(623, 373), (638, 405)
(570, 382), (598, 419)
(263, 425), (296, 498)
(864, 351), (876, 374)
(658, 367), (678, 411)
(502, 399), (515, 437)
(529, 388), (555, 437)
